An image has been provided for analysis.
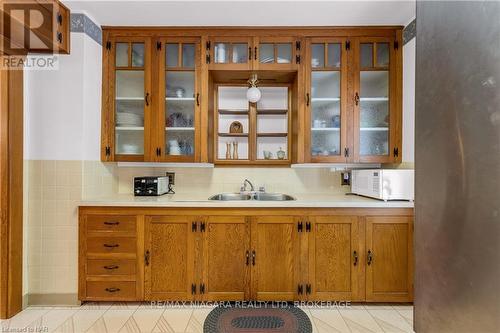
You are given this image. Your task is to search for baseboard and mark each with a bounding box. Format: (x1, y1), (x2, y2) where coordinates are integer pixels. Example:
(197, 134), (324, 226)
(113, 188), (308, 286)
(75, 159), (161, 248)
(28, 293), (81, 306)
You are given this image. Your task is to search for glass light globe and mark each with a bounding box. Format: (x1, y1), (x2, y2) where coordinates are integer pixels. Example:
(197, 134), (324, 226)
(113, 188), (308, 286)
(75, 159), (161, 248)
(246, 86), (261, 103)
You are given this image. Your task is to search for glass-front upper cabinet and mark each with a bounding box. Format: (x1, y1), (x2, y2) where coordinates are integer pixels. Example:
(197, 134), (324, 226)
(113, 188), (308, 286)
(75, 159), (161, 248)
(253, 37), (299, 70)
(158, 38), (200, 162)
(108, 37), (151, 161)
(354, 38), (399, 163)
(307, 39), (348, 162)
(208, 37), (253, 70)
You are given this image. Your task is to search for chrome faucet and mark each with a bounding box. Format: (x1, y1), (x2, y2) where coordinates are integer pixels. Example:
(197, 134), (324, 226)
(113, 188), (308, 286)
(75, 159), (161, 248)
(241, 179), (255, 193)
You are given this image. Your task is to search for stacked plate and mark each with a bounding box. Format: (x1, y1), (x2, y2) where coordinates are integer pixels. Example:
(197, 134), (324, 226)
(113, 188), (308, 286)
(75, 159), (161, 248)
(119, 143), (141, 154)
(116, 112), (143, 126)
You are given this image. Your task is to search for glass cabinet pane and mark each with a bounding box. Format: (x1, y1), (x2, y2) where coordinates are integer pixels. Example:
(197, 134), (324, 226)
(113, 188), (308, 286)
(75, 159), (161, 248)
(182, 44), (195, 68)
(115, 70), (145, 155)
(232, 44), (248, 63)
(276, 44), (292, 63)
(327, 43), (341, 67)
(214, 43), (229, 63)
(360, 43), (373, 68)
(166, 44), (179, 67)
(115, 43), (129, 67)
(359, 71), (389, 156)
(376, 43), (389, 67)
(311, 44), (324, 68)
(131, 43), (144, 67)
(165, 71), (195, 156)
(311, 71), (341, 157)
(259, 43), (274, 63)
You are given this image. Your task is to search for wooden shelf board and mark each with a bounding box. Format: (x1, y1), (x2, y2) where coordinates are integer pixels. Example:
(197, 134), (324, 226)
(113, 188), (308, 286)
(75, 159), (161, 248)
(218, 109), (249, 115)
(256, 109), (288, 115)
(257, 133), (288, 137)
(218, 133), (249, 137)
(165, 127), (195, 131)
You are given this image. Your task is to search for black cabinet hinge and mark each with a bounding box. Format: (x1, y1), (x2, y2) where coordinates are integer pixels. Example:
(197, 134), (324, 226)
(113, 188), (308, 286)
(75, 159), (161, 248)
(156, 41), (161, 50)
(345, 40), (351, 51)
(192, 221), (197, 232)
(297, 221), (303, 232)
(344, 147), (350, 158)
(298, 284), (303, 295)
(295, 55), (301, 64)
(306, 284), (311, 295)
(200, 283), (205, 294)
(106, 41), (111, 50)
(105, 146), (111, 156)
(305, 221), (311, 232)
(200, 221), (206, 232)
(206, 54), (211, 64)
(394, 41), (399, 50)
(191, 283), (197, 295)
(295, 41), (301, 50)
(393, 147), (399, 157)
(206, 41), (211, 50)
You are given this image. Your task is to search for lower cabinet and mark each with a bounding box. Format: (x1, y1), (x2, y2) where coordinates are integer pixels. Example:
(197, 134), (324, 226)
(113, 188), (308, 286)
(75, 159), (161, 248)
(79, 208), (413, 302)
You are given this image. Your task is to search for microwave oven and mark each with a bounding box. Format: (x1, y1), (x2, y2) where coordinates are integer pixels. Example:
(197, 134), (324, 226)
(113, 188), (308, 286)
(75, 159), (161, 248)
(351, 169), (414, 201)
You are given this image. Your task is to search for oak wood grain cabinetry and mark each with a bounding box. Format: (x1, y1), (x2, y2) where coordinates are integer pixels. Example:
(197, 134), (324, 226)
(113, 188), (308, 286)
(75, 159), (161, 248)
(79, 207), (413, 302)
(101, 27), (403, 164)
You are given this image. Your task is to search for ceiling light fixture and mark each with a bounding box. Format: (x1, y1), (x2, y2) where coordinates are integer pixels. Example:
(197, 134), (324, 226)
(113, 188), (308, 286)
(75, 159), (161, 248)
(246, 73), (261, 103)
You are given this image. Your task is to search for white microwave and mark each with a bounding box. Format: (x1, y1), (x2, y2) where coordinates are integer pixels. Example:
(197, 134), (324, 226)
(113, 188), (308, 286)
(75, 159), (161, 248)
(351, 169), (414, 201)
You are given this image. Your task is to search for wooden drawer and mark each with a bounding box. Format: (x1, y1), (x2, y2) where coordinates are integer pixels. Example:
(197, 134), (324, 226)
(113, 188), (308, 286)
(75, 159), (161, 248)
(86, 215), (136, 234)
(87, 237), (136, 255)
(86, 281), (136, 300)
(87, 259), (136, 276)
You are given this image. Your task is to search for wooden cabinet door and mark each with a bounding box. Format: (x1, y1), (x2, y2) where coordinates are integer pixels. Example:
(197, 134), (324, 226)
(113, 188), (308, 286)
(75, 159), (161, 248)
(352, 36), (402, 163)
(251, 216), (300, 301)
(201, 216), (250, 301)
(104, 36), (152, 162)
(208, 37), (253, 70)
(305, 38), (351, 163)
(253, 37), (299, 71)
(365, 216), (413, 302)
(144, 216), (196, 300)
(307, 216), (364, 301)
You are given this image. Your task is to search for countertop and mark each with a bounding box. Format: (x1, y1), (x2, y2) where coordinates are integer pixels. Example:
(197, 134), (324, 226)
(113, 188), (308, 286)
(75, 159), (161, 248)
(79, 193), (414, 208)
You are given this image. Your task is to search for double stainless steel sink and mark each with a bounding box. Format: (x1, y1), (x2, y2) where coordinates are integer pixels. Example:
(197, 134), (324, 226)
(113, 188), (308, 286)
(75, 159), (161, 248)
(208, 192), (295, 201)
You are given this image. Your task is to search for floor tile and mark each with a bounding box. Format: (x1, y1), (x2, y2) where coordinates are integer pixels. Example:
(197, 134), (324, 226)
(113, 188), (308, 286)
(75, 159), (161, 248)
(119, 308), (164, 333)
(395, 309), (414, 326)
(80, 301), (114, 310)
(7, 309), (50, 330)
(185, 309), (211, 333)
(110, 302), (142, 310)
(364, 303), (394, 310)
(368, 309), (414, 333)
(310, 309), (350, 333)
(54, 309), (106, 333)
(340, 309), (384, 333)
(87, 309), (136, 333)
(154, 309), (193, 333)
(27, 308), (79, 333)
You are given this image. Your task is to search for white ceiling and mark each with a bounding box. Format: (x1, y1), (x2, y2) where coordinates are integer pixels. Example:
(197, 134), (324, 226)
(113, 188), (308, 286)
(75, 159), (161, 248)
(64, 0), (416, 27)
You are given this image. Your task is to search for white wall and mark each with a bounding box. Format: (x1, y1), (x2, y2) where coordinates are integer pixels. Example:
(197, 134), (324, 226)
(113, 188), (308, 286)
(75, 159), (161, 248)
(24, 33), (102, 161)
(403, 38), (416, 164)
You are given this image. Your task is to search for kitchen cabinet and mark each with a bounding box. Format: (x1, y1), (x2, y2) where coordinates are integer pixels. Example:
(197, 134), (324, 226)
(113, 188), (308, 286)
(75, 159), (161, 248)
(365, 216), (413, 302)
(352, 37), (402, 163)
(250, 216), (300, 300)
(102, 36), (152, 161)
(201, 216), (250, 301)
(156, 37), (201, 162)
(207, 37), (253, 70)
(144, 215), (196, 300)
(79, 207), (413, 302)
(253, 37), (300, 71)
(306, 216), (364, 301)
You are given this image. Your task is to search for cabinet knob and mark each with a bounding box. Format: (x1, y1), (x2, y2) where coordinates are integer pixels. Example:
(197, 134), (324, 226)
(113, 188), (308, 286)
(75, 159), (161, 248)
(251, 250), (256, 266)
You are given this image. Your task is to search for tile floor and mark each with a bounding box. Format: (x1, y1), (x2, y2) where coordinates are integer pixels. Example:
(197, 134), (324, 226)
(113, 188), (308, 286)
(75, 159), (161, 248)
(0, 302), (414, 333)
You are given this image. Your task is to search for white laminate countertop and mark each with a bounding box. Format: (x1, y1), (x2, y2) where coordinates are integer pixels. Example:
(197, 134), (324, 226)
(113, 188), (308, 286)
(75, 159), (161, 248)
(79, 193), (414, 208)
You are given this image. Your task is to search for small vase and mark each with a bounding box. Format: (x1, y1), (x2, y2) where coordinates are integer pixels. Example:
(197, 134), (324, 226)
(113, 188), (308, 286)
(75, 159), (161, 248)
(232, 142), (239, 159)
(226, 142), (231, 159)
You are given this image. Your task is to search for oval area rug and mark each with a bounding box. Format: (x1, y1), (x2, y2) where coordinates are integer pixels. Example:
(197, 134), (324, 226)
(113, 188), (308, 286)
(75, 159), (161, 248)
(203, 305), (312, 333)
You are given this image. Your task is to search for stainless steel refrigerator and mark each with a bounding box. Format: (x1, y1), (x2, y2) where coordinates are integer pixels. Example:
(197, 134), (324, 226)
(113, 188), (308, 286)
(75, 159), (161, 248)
(415, 1), (500, 332)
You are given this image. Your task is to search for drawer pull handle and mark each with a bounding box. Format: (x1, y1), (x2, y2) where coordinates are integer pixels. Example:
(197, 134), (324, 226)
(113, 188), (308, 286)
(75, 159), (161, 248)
(105, 287), (120, 293)
(103, 244), (119, 248)
(103, 265), (119, 270)
(104, 221), (120, 225)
